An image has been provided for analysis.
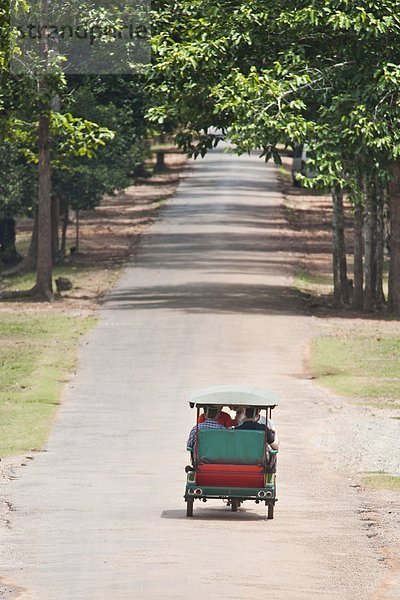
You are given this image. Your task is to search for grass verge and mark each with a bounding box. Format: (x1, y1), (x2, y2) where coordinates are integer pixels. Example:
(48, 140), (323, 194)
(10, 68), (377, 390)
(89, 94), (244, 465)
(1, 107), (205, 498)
(310, 335), (400, 407)
(295, 267), (332, 295)
(0, 312), (96, 456)
(0, 263), (120, 301)
(362, 474), (400, 492)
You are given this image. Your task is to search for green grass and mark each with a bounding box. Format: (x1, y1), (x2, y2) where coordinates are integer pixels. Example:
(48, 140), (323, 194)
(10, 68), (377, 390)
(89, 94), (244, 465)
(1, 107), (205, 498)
(278, 165), (292, 183)
(362, 474), (400, 492)
(0, 263), (121, 300)
(14, 234), (32, 258)
(295, 267), (332, 293)
(0, 312), (96, 456)
(1, 264), (91, 293)
(365, 470), (387, 475)
(310, 335), (400, 405)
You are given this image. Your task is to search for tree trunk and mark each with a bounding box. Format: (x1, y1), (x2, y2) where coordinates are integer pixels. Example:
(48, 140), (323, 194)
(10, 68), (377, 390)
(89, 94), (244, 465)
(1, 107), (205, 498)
(75, 209), (80, 253)
(0, 0), (53, 299)
(375, 179), (386, 309)
(0, 218), (18, 263)
(33, 0), (53, 300)
(51, 195), (60, 262)
(60, 200), (69, 256)
(35, 111), (53, 299)
(353, 199), (364, 310)
(332, 189), (340, 306)
(388, 161), (400, 313)
(332, 185), (349, 305)
(364, 178), (377, 312)
(26, 212), (39, 267)
(1, 212), (38, 275)
(155, 150), (166, 171)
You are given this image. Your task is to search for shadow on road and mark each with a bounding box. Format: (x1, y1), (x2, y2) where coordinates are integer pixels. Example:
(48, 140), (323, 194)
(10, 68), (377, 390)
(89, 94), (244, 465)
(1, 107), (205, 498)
(160, 508), (267, 521)
(106, 282), (307, 315)
(103, 156), (316, 317)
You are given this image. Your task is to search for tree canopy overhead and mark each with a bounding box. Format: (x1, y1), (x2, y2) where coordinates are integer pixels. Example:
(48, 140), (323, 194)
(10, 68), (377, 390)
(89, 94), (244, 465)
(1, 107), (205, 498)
(150, 0), (400, 166)
(149, 0), (400, 312)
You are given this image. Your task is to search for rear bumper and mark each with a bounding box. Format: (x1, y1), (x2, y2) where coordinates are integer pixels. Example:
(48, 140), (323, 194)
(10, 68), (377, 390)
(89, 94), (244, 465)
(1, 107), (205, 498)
(185, 483), (276, 502)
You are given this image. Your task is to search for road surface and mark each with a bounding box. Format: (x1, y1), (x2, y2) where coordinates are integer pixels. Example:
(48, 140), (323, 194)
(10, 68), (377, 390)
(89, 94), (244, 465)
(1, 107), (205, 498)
(0, 147), (385, 599)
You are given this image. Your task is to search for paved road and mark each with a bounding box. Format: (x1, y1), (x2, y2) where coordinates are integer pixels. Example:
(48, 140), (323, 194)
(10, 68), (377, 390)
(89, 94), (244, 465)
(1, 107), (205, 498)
(1, 148), (383, 599)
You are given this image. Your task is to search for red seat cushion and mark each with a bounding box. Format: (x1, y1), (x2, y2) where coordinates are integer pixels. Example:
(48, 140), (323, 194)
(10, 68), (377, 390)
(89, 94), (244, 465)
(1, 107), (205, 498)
(196, 464), (264, 488)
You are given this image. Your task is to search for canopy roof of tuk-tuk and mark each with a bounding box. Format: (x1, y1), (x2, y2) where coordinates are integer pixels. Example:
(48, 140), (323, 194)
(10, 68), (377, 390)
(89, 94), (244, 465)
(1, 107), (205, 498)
(188, 384), (278, 409)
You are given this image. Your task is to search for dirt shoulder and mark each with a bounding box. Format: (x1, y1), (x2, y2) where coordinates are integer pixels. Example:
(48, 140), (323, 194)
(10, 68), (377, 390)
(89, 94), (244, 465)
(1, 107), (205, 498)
(276, 157), (400, 598)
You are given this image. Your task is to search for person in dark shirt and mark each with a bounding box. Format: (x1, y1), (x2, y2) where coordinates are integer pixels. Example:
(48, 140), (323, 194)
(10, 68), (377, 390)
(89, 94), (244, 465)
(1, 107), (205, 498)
(235, 407), (279, 449)
(236, 407), (279, 472)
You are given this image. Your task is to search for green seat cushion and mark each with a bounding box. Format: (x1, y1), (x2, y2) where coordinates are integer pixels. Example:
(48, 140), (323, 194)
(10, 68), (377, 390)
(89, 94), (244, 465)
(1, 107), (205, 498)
(197, 429), (265, 465)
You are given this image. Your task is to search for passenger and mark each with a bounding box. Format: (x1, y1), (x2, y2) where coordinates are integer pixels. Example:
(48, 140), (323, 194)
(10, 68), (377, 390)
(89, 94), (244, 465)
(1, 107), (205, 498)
(232, 406), (245, 426)
(197, 406), (239, 427)
(187, 406), (226, 453)
(235, 407), (279, 450)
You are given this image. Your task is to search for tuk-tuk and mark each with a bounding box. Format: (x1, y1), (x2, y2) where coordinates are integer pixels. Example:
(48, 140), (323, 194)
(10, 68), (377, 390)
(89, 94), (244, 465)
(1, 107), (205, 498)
(184, 385), (278, 519)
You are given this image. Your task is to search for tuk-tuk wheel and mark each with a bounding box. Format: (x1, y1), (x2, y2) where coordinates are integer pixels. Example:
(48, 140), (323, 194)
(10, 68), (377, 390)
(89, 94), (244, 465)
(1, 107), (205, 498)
(186, 500), (194, 517)
(267, 504), (274, 520)
(231, 499), (239, 512)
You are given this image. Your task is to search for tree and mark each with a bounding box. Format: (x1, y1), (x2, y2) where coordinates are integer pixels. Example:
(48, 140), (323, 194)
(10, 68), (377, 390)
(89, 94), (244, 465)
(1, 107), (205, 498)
(149, 0), (400, 312)
(388, 162), (400, 312)
(1, 0), (148, 299)
(53, 76), (148, 255)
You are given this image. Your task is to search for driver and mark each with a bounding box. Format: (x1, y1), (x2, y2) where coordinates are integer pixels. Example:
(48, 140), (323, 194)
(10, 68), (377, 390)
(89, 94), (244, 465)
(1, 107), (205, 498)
(235, 407), (279, 446)
(235, 407), (279, 472)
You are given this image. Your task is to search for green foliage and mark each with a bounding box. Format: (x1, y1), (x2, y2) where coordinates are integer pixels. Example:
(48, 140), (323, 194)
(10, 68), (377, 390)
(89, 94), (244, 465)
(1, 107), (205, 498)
(1, 0), (149, 225)
(0, 141), (35, 218)
(64, 77), (148, 190)
(51, 75), (149, 213)
(150, 0), (400, 193)
(7, 113), (114, 165)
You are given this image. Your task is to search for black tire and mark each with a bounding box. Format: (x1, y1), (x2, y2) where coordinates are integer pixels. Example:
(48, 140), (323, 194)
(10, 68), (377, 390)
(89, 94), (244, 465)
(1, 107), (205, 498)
(267, 503), (274, 520)
(231, 499), (239, 512)
(186, 500), (194, 517)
